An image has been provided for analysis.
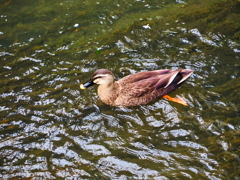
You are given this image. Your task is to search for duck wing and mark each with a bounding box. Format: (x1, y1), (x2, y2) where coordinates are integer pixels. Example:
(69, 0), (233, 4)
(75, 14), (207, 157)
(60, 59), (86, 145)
(120, 69), (193, 98)
(120, 69), (174, 84)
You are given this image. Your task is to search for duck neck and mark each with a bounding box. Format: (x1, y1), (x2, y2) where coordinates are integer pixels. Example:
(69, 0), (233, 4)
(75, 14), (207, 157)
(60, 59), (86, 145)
(97, 83), (118, 105)
(98, 83), (115, 94)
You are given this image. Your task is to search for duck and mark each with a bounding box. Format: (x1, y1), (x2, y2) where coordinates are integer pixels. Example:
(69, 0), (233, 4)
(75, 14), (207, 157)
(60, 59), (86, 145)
(80, 68), (193, 106)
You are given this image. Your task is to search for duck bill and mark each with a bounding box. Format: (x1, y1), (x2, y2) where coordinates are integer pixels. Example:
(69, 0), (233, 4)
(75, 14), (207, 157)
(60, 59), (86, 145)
(80, 80), (95, 89)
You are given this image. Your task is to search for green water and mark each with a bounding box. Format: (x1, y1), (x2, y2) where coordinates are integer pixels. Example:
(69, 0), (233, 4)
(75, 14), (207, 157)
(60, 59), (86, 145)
(1, 0), (240, 179)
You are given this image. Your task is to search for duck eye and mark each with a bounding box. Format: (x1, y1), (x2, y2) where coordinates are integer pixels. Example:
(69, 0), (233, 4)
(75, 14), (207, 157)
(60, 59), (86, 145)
(93, 75), (106, 80)
(92, 76), (102, 81)
(93, 76), (100, 80)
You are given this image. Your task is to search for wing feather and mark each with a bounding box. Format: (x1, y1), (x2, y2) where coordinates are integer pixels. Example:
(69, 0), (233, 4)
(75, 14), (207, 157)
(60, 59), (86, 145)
(120, 69), (172, 84)
(120, 69), (184, 98)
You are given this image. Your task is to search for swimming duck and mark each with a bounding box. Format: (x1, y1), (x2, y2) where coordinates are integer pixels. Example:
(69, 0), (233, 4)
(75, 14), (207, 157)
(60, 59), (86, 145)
(80, 68), (193, 106)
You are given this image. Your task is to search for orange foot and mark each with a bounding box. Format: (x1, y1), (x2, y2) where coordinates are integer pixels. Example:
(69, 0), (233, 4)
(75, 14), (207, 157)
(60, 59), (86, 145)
(163, 95), (188, 106)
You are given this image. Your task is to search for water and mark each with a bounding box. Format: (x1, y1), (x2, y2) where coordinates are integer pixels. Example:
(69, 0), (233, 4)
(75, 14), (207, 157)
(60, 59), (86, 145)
(1, 0), (240, 179)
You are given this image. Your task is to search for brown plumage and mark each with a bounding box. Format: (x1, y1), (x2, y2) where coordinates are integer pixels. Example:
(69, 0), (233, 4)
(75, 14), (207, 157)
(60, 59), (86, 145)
(80, 68), (193, 106)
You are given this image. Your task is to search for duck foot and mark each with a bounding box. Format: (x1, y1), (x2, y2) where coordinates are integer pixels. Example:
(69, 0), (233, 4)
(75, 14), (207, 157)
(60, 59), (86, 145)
(163, 95), (188, 106)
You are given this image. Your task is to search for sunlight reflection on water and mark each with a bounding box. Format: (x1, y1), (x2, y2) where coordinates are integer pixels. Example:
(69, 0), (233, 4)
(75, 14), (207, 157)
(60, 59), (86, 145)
(1, 0), (240, 179)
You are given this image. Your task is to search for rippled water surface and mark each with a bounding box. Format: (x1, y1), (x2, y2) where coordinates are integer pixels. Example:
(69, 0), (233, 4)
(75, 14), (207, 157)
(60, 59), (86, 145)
(1, 0), (240, 179)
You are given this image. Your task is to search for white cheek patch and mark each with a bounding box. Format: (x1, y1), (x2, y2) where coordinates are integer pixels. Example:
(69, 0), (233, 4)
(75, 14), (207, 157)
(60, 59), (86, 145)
(92, 74), (112, 84)
(93, 79), (98, 83)
(93, 74), (109, 84)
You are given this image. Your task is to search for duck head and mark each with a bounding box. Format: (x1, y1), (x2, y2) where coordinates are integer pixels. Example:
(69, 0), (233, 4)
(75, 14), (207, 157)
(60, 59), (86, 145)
(80, 69), (114, 89)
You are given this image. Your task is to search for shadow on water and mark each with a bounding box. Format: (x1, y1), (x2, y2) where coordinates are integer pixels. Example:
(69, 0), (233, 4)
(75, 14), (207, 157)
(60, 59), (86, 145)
(0, 0), (240, 179)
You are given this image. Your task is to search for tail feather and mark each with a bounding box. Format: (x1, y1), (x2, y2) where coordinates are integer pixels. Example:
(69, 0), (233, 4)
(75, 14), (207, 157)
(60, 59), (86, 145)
(155, 69), (183, 89)
(177, 69), (194, 85)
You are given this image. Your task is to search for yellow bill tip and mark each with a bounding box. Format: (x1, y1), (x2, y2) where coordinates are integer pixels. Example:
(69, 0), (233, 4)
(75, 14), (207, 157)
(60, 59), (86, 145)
(80, 84), (86, 89)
